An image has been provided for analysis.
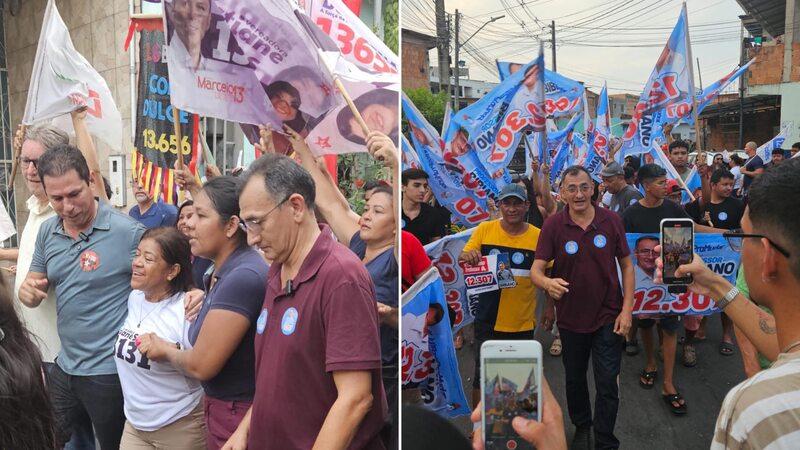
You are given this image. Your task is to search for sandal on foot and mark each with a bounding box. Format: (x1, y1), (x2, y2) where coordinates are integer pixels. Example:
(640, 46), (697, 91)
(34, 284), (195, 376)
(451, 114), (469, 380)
(719, 341), (735, 356)
(662, 392), (687, 415)
(549, 338), (562, 356)
(639, 370), (657, 389)
(683, 344), (697, 367)
(625, 339), (640, 356)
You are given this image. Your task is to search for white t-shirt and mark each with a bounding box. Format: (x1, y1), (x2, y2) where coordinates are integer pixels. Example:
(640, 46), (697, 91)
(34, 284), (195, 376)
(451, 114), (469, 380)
(14, 195), (60, 362)
(730, 166), (743, 190)
(114, 290), (201, 431)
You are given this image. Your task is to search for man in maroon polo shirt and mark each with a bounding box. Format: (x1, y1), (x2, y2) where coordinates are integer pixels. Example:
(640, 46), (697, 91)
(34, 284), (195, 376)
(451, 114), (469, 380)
(531, 166), (634, 450)
(227, 153), (387, 449)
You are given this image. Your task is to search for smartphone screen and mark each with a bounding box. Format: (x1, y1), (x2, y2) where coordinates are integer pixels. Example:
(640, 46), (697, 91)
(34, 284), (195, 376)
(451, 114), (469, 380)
(483, 357), (540, 450)
(661, 220), (694, 284)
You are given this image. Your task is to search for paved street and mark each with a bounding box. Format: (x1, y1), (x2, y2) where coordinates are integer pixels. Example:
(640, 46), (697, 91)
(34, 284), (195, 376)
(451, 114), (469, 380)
(448, 314), (746, 450)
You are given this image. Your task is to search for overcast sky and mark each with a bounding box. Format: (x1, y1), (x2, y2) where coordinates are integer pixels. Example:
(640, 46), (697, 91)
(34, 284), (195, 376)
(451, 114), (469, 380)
(403, 0), (747, 95)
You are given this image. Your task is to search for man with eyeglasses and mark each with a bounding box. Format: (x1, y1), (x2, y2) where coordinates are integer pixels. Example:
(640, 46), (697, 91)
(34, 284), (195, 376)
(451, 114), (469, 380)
(653, 158), (800, 449)
(232, 153), (386, 449)
(128, 178), (178, 229)
(459, 183), (543, 409)
(531, 165), (634, 450)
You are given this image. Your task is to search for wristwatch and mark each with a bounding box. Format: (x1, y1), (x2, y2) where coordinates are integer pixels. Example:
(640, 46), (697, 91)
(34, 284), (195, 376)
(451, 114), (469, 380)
(716, 286), (739, 310)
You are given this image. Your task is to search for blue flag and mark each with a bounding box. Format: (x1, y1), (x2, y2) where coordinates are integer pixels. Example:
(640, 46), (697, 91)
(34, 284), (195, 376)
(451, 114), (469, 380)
(497, 60), (585, 118)
(401, 134), (422, 171)
(401, 267), (471, 418)
(592, 83), (612, 161)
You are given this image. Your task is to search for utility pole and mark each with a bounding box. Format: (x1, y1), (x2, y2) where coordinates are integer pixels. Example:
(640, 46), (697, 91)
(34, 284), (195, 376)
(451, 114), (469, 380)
(551, 20), (556, 72)
(435, 0), (449, 96)
(453, 14), (505, 111)
(739, 22), (745, 149)
(454, 10), (460, 110)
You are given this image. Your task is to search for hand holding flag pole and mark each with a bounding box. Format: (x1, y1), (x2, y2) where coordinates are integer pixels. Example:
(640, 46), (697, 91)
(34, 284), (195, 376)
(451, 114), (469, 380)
(171, 106), (185, 203)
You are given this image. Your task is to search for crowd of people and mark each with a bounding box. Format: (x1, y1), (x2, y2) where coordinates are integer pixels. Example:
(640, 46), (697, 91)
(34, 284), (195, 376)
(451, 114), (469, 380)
(1, 115), (401, 450)
(400, 136), (800, 450)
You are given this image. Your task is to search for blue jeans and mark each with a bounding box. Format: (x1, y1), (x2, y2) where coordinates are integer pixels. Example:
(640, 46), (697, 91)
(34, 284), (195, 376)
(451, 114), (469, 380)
(560, 323), (623, 450)
(48, 362), (124, 450)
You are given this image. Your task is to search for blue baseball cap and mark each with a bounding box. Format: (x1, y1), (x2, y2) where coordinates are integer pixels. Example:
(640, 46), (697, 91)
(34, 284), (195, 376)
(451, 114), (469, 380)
(498, 184), (528, 202)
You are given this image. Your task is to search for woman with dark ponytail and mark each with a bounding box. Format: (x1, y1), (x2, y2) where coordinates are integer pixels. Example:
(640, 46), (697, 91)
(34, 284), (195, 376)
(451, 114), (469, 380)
(0, 275), (57, 450)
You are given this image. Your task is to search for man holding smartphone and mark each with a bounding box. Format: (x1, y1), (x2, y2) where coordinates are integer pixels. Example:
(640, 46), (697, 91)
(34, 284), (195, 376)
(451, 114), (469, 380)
(531, 166), (634, 450)
(459, 184), (542, 409)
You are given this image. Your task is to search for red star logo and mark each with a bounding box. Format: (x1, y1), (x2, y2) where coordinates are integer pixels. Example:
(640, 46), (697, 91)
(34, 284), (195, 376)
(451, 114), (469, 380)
(320, 83), (332, 96)
(315, 136), (332, 149)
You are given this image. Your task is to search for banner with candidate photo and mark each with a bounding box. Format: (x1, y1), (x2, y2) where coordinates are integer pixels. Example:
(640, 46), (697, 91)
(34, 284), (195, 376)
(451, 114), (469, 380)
(627, 233), (740, 316)
(424, 228), (477, 333)
(497, 61), (584, 118)
(401, 267), (471, 418)
(132, 25), (200, 204)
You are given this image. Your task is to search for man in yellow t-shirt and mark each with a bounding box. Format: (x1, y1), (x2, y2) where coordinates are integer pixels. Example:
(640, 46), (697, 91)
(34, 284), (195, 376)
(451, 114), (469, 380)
(459, 183), (541, 407)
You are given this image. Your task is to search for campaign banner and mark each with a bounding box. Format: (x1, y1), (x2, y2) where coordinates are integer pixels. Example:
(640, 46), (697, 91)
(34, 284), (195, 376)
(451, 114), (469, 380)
(404, 95), (493, 226)
(620, 4), (693, 158)
(758, 126), (789, 162)
(497, 61), (584, 117)
(401, 267), (471, 418)
(627, 233), (740, 315)
(424, 228), (477, 332)
(24, 0), (123, 150)
(132, 27), (200, 204)
(449, 44), (545, 182)
(303, 0), (399, 74)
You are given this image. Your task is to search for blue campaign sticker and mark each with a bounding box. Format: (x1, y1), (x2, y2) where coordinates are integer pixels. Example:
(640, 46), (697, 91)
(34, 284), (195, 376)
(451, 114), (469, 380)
(718, 212), (728, 221)
(489, 248), (501, 256)
(281, 307), (299, 336)
(593, 234), (607, 249)
(565, 241), (579, 255)
(256, 309), (268, 334)
(512, 252), (525, 265)
(401, 219), (406, 229)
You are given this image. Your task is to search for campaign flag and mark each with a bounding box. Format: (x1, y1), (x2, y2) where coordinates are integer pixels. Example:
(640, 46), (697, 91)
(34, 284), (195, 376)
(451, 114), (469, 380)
(497, 61), (584, 117)
(24, 0), (123, 150)
(401, 267), (471, 418)
(403, 94), (492, 226)
(641, 142), (699, 204)
(424, 228), (477, 332)
(620, 4), (693, 158)
(592, 83), (612, 161)
(450, 44), (545, 185)
(758, 126), (789, 162)
(131, 24), (201, 204)
(401, 135), (421, 170)
(548, 112), (584, 184)
(303, 0), (399, 74)
(627, 233), (740, 315)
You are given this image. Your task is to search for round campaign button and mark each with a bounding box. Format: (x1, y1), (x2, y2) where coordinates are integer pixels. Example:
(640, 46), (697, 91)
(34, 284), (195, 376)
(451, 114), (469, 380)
(718, 212), (728, 221)
(565, 241), (579, 255)
(593, 234), (607, 248)
(506, 440), (518, 449)
(256, 309), (268, 334)
(512, 252), (525, 265)
(281, 307), (299, 336)
(401, 219), (406, 229)
(489, 248), (501, 255)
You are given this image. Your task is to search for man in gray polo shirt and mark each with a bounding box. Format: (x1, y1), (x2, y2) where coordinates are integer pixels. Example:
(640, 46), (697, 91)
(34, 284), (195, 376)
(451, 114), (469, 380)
(19, 144), (145, 449)
(602, 161), (643, 216)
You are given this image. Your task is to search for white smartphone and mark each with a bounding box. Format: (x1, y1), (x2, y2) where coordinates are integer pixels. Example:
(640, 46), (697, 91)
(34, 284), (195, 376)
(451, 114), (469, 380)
(481, 340), (543, 450)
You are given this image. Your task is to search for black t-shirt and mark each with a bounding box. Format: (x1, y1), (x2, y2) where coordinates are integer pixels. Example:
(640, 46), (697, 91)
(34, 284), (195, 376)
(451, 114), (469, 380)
(684, 197), (744, 230)
(402, 203), (447, 245)
(526, 202), (545, 228)
(623, 200), (692, 233)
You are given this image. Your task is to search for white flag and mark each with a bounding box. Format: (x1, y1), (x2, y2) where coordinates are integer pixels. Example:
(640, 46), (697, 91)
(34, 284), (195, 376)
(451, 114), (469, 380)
(23, 0), (123, 150)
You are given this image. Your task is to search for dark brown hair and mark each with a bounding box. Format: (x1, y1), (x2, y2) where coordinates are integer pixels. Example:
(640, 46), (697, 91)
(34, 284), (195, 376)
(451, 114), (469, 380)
(141, 227), (195, 294)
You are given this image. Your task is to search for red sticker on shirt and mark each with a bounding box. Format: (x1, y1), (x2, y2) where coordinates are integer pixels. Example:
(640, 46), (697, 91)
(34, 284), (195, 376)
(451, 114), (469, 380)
(79, 250), (100, 272)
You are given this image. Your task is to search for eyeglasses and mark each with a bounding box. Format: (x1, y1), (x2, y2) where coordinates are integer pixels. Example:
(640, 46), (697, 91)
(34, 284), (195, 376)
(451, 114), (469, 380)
(634, 249), (658, 256)
(20, 158), (38, 168)
(563, 185), (593, 194)
(238, 197), (288, 234)
(723, 230), (791, 257)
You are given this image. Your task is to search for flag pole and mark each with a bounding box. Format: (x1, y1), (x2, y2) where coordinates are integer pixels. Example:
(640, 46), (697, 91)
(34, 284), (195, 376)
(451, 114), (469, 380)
(681, 2), (706, 212)
(171, 106), (185, 203)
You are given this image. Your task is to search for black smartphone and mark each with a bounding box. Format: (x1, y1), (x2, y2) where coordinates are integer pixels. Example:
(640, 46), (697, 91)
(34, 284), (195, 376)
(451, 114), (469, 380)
(660, 218), (694, 285)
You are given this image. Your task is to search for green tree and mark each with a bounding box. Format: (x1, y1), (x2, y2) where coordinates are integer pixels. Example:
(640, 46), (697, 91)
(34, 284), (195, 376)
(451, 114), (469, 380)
(383, 0), (398, 54)
(403, 88), (448, 132)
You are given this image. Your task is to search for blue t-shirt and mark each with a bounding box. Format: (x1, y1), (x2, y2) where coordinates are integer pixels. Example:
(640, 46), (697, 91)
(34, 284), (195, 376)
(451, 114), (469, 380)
(743, 155), (764, 191)
(188, 246), (268, 401)
(129, 199), (178, 229)
(30, 201), (145, 375)
(349, 232), (398, 368)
